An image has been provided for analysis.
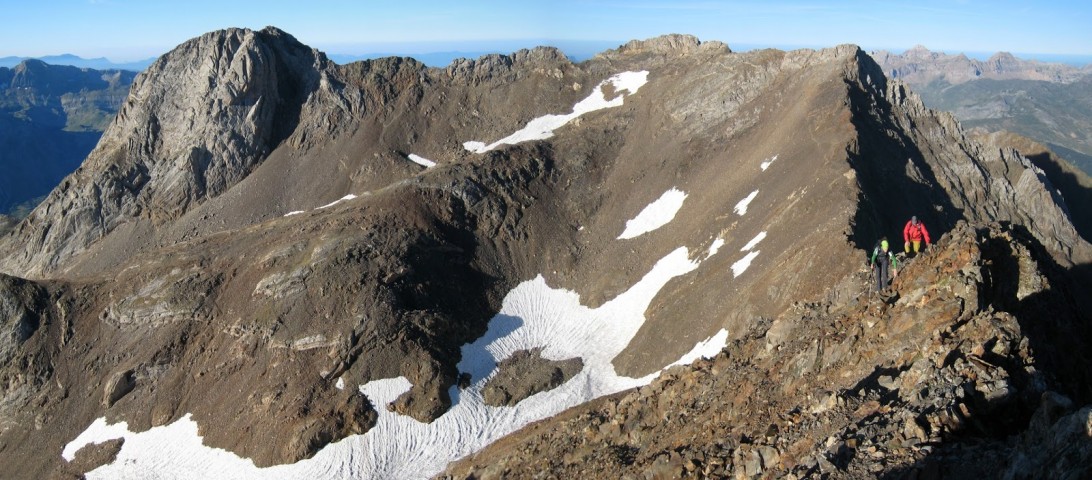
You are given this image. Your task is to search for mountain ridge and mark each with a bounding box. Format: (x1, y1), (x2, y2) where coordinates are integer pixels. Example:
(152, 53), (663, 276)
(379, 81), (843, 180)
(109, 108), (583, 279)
(871, 46), (1092, 180)
(0, 54), (153, 72)
(871, 45), (1092, 85)
(0, 28), (1089, 479)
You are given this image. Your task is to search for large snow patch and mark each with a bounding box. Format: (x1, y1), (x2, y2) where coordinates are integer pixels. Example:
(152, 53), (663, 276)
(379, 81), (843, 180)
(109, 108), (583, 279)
(65, 244), (730, 479)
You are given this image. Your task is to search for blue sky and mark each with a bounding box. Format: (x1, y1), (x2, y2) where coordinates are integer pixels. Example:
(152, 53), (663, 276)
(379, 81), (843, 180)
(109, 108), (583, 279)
(2, 0), (1090, 62)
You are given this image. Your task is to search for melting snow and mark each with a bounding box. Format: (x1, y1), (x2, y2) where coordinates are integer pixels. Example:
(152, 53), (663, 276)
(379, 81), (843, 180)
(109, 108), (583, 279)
(463, 71), (649, 153)
(734, 190), (759, 216)
(283, 210), (304, 217)
(618, 188), (687, 239)
(731, 251), (761, 278)
(407, 154), (436, 168)
(66, 244), (730, 479)
(741, 231), (767, 252)
(760, 155), (778, 171)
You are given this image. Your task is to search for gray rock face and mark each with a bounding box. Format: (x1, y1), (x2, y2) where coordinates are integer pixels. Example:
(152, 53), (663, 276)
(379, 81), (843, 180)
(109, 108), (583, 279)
(0, 27), (331, 277)
(0, 274), (46, 368)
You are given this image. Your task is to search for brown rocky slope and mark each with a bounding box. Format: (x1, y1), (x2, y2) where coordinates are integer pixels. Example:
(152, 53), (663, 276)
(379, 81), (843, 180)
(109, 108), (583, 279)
(445, 222), (1092, 479)
(0, 28), (1089, 478)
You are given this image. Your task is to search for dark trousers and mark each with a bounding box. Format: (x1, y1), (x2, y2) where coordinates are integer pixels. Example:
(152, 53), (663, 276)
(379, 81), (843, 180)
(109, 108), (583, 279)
(874, 262), (890, 292)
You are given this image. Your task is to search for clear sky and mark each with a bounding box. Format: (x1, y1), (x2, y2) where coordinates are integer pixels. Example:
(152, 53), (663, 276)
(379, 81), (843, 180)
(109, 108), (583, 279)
(1, 0), (1090, 62)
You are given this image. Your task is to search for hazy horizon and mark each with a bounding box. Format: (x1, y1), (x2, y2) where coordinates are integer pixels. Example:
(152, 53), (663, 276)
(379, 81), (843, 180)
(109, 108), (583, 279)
(2, 38), (1092, 70)
(2, 1), (1090, 67)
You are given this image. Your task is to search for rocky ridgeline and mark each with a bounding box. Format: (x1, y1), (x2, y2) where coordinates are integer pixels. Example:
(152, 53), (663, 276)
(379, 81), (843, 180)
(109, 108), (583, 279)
(445, 221), (1092, 479)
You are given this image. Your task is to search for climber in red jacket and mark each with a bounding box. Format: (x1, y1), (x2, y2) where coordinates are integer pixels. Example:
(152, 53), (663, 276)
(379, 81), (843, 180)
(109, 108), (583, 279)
(903, 215), (931, 256)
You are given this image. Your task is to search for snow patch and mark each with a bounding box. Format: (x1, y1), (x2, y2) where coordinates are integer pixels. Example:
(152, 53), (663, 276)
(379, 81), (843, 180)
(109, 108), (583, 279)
(64, 414), (261, 477)
(667, 329), (729, 368)
(62, 417), (132, 461)
(67, 244), (729, 479)
(283, 210), (304, 217)
(407, 154), (436, 168)
(732, 250), (761, 278)
(318, 194), (357, 210)
(741, 231), (767, 252)
(734, 190), (759, 216)
(618, 188), (687, 239)
(707, 238), (726, 258)
(760, 155), (778, 171)
(335, 377), (345, 390)
(464, 71), (649, 153)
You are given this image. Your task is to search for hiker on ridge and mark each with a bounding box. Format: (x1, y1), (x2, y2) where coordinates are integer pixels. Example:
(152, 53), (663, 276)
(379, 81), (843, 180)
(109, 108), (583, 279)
(870, 237), (898, 293)
(903, 215), (931, 257)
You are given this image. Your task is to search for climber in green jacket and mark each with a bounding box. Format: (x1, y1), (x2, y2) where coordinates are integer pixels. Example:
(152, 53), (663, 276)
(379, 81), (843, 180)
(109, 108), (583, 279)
(870, 237), (898, 293)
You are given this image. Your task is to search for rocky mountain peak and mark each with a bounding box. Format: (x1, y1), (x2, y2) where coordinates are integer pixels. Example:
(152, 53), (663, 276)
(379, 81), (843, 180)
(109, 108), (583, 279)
(903, 44), (935, 59)
(1, 26), (335, 277)
(600, 33), (729, 60)
(986, 51), (1025, 74)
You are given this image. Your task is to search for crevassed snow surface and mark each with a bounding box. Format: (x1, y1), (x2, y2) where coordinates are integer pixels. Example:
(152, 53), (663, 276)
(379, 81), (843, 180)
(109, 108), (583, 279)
(407, 154), (437, 168)
(734, 190), (759, 216)
(618, 188), (687, 239)
(760, 155), (778, 171)
(741, 231), (767, 252)
(463, 71), (649, 153)
(67, 244), (730, 480)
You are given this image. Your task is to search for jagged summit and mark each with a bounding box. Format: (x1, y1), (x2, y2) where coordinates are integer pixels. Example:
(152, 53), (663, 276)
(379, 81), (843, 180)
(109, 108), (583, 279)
(0, 28), (1089, 479)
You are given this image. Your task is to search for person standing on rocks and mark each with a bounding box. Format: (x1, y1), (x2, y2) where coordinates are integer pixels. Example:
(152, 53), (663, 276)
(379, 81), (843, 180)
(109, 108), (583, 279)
(903, 215), (931, 257)
(870, 237), (898, 293)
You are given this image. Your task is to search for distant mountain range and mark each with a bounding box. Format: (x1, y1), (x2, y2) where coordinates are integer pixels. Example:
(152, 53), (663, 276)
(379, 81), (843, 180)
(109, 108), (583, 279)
(0, 59), (136, 217)
(0, 53), (153, 71)
(871, 45), (1092, 85)
(873, 46), (1092, 177)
